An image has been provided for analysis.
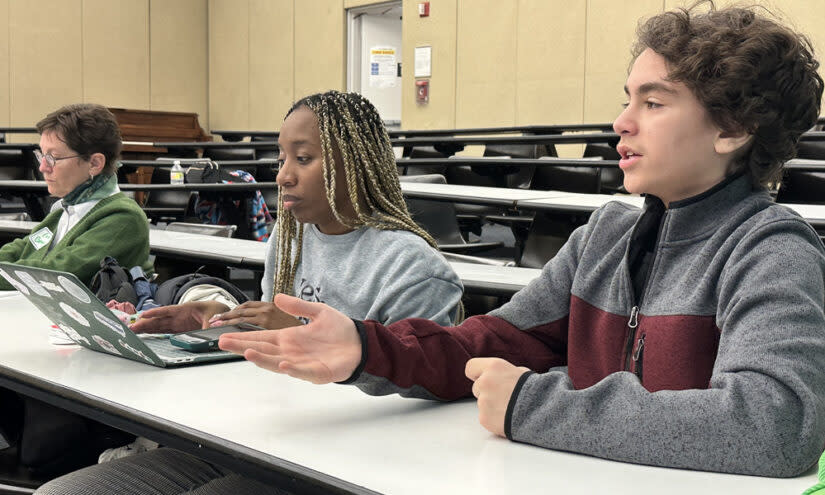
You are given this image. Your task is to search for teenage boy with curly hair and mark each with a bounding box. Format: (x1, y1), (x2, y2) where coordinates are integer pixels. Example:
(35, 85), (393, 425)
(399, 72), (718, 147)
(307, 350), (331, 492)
(220, 3), (825, 478)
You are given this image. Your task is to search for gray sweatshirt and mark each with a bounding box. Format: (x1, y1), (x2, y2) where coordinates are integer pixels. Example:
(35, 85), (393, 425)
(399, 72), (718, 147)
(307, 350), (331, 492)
(348, 175), (825, 477)
(262, 224), (462, 325)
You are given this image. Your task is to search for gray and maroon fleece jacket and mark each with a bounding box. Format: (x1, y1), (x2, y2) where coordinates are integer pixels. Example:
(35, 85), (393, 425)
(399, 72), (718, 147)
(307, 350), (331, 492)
(344, 175), (825, 477)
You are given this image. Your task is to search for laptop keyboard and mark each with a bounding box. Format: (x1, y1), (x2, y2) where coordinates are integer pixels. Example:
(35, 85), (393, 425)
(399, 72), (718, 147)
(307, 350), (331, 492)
(144, 339), (229, 364)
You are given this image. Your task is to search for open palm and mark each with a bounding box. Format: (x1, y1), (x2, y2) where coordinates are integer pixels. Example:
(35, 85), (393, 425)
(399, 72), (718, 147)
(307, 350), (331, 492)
(219, 294), (362, 384)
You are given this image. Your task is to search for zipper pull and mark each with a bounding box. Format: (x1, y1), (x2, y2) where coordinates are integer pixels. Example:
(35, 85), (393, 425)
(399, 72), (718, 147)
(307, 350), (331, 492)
(628, 305), (639, 328)
(632, 334), (646, 362)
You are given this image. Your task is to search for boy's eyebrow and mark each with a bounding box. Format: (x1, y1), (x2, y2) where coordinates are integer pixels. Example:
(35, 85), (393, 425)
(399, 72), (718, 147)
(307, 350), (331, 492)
(623, 81), (679, 96)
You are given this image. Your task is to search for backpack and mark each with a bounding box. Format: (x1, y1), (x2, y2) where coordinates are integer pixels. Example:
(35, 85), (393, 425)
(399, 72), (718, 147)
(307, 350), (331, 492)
(88, 256), (138, 305)
(153, 267), (249, 306)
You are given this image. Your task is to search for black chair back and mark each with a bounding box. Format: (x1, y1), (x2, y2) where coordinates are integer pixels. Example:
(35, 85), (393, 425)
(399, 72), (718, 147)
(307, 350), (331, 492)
(202, 147), (256, 161)
(399, 174), (503, 254)
(481, 143), (553, 189)
(531, 157), (602, 193)
(776, 170), (825, 204)
(519, 212), (583, 268)
(142, 167), (194, 223)
(583, 142), (624, 194)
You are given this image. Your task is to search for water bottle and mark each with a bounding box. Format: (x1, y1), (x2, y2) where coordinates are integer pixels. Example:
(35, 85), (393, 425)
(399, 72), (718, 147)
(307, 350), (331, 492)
(170, 160), (184, 185)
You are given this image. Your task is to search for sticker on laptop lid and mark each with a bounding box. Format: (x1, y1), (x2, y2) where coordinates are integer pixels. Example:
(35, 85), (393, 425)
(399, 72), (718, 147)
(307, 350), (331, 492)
(58, 276), (90, 303)
(14, 271), (50, 298)
(59, 302), (89, 326)
(93, 311), (126, 337)
(38, 281), (64, 293)
(118, 339), (154, 364)
(0, 268), (28, 295)
(58, 323), (90, 347)
(92, 335), (120, 355)
(28, 227), (53, 250)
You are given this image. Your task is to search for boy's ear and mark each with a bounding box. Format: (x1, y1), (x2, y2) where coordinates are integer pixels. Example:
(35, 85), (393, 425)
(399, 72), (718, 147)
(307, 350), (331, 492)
(714, 129), (753, 156)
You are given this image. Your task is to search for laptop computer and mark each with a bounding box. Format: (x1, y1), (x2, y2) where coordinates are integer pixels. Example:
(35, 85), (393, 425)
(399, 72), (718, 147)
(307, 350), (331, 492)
(0, 262), (244, 368)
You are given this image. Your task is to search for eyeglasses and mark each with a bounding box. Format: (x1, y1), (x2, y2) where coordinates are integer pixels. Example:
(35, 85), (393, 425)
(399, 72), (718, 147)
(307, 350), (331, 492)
(34, 149), (82, 168)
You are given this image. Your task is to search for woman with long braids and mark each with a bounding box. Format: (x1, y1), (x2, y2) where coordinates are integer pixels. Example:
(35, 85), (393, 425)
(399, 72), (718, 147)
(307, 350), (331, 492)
(41, 92), (463, 495)
(132, 91), (462, 332)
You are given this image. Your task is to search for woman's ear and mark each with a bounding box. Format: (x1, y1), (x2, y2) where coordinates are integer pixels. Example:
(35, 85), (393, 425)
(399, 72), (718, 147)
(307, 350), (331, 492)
(714, 129), (753, 156)
(88, 153), (106, 176)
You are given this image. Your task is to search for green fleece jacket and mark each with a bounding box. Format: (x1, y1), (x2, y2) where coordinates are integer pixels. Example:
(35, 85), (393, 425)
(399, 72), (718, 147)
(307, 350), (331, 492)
(0, 193), (153, 290)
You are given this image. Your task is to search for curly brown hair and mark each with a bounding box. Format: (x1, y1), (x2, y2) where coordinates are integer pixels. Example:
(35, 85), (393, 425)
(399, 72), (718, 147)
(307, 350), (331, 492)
(632, 1), (823, 188)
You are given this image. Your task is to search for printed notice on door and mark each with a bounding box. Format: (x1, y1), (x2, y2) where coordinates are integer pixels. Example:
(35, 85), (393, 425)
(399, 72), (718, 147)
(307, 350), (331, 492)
(369, 47), (397, 88)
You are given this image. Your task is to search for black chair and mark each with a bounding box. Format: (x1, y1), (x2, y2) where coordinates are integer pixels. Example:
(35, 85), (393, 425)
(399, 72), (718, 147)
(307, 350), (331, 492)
(776, 170), (825, 204)
(398, 146), (448, 176)
(141, 166), (195, 224)
(531, 156), (603, 193)
(481, 143), (555, 189)
(583, 141), (624, 194)
(778, 142), (825, 204)
(0, 150), (42, 217)
(517, 211), (587, 268)
(202, 147), (256, 162)
(399, 174), (503, 255)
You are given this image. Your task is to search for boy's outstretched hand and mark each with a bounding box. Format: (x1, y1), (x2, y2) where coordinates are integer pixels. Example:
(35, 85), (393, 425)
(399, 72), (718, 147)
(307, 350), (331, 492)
(218, 294), (362, 384)
(465, 358), (530, 437)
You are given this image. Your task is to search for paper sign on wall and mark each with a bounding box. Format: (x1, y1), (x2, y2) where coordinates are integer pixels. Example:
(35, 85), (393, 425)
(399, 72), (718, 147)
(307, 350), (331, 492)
(414, 46), (431, 78)
(369, 46), (397, 88)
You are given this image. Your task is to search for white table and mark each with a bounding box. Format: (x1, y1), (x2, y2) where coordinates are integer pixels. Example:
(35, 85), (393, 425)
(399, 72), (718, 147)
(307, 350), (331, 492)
(519, 192), (825, 226)
(519, 192), (645, 211)
(149, 229), (541, 296)
(399, 182), (570, 207)
(0, 224), (543, 296)
(0, 294), (815, 494)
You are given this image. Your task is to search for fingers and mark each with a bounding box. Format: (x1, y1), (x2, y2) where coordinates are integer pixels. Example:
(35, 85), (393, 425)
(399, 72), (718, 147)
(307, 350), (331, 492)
(465, 357), (500, 381)
(273, 294), (324, 320)
(219, 335), (279, 355)
(139, 306), (175, 318)
(277, 359), (333, 384)
(130, 317), (166, 334)
(241, 349), (331, 384)
(242, 349), (286, 374)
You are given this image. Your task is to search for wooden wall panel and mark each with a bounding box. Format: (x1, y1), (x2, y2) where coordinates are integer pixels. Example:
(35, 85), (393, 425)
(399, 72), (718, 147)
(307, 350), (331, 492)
(294, 0), (345, 98)
(0, 0), (8, 127)
(208, 0), (250, 130)
(249, 0), (293, 131)
(82, 0), (150, 109)
(583, 0), (663, 124)
(150, 0), (208, 126)
(10, 0), (83, 128)
(516, 0), (586, 125)
(454, 0), (517, 128)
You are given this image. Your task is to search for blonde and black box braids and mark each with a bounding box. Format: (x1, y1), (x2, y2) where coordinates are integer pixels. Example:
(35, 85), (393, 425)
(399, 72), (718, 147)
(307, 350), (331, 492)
(273, 91), (448, 309)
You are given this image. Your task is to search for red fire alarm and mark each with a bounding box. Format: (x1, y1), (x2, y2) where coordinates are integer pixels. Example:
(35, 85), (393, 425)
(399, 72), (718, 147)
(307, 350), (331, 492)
(418, 2), (430, 17)
(416, 80), (429, 103)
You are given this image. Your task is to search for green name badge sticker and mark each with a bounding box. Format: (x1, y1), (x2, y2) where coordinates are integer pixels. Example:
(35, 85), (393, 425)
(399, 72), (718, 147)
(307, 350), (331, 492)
(29, 227), (54, 250)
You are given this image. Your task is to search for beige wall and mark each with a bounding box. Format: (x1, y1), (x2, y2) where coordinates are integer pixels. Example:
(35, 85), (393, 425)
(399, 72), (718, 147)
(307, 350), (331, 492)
(402, 0), (825, 131)
(5, 0), (825, 139)
(207, 0), (344, 132)
(0, 0), (208, 142)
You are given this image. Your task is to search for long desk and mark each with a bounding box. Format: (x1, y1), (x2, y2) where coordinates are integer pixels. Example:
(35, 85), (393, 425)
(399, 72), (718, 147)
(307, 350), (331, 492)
(517, 192), (825, 229)
(0, 181), (279, 223)
(148, 229), (540, 296)
(0, 222), (541, 296)
(210, 123), (618, 142)
(0, 293), (816, 494)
